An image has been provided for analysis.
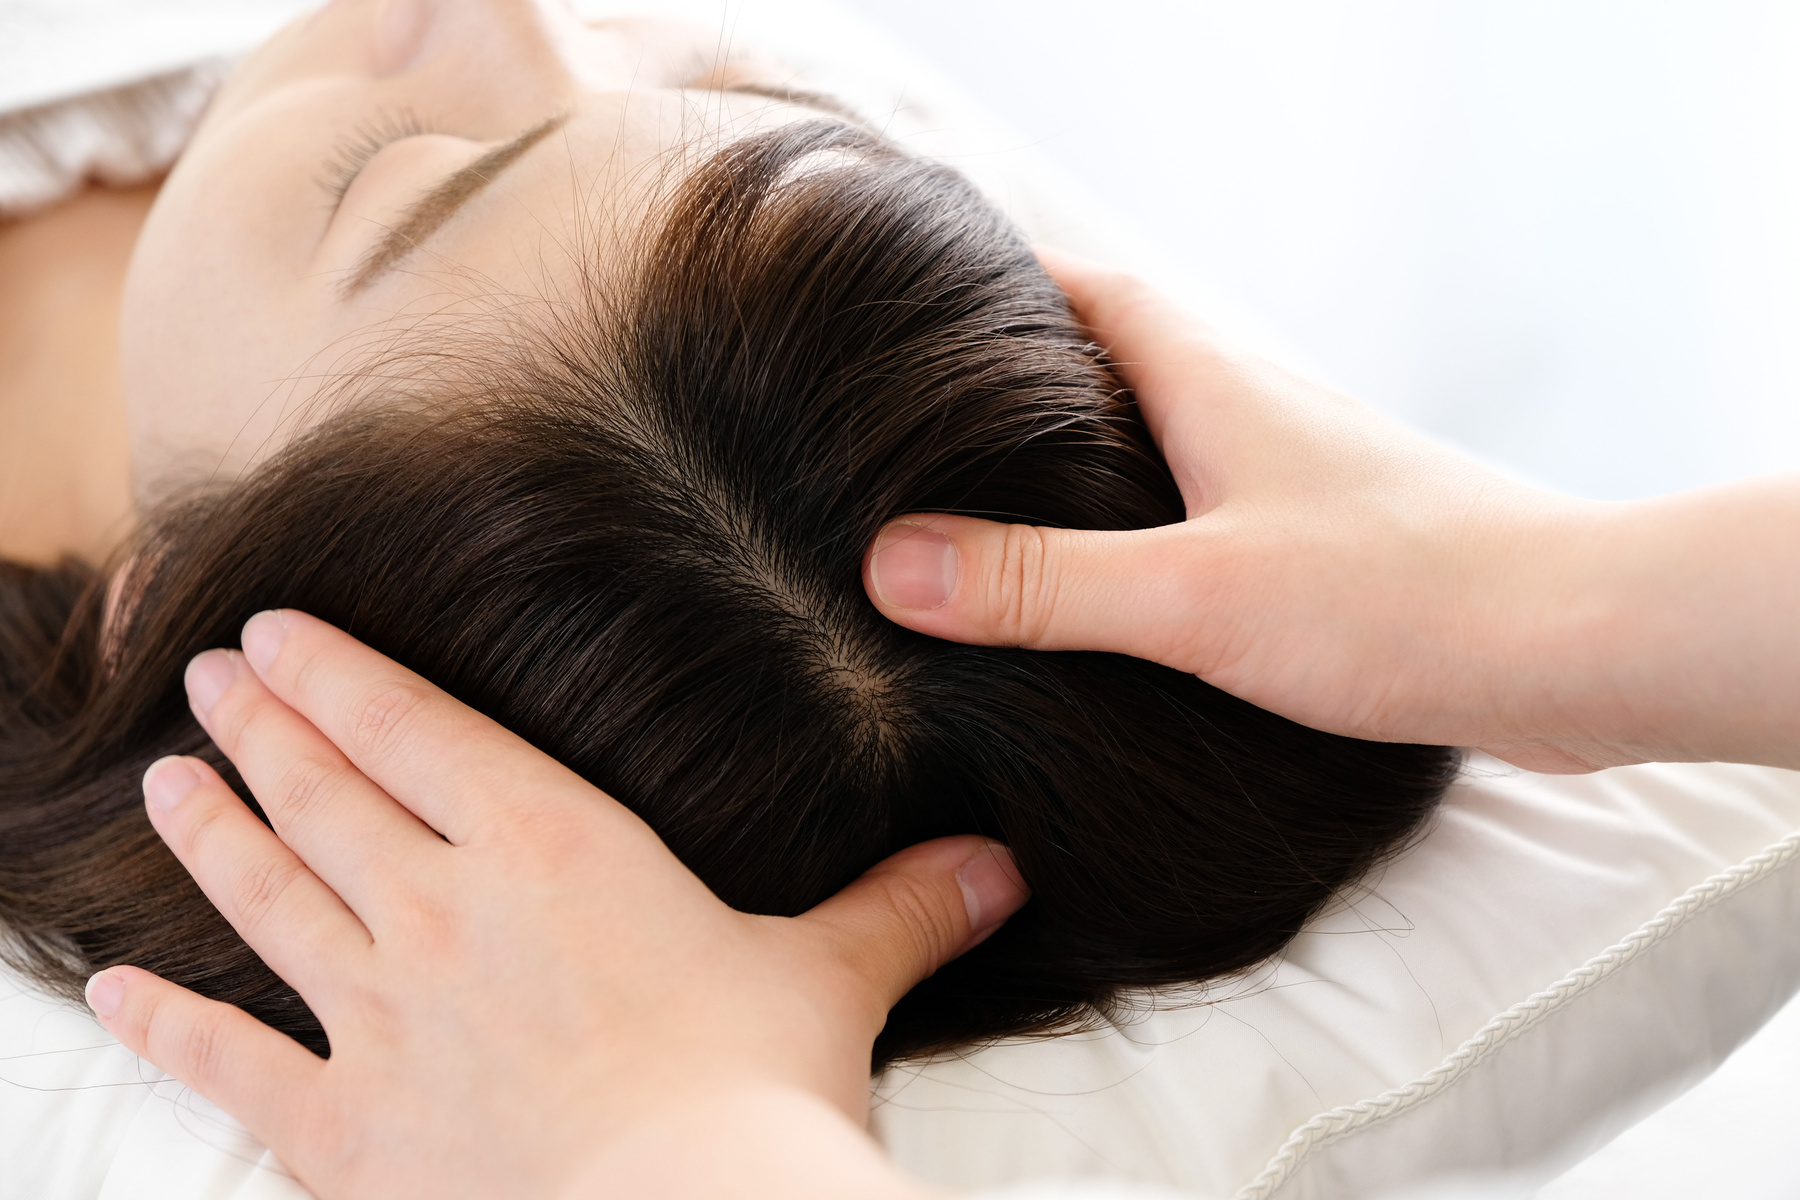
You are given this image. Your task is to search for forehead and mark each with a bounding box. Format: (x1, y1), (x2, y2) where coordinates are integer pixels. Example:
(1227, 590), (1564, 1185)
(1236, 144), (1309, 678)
(345, 88), (842, 309)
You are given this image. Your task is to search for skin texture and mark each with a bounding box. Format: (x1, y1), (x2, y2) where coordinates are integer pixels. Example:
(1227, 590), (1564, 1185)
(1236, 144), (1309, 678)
(865, 250), (1800, 775)
(89, 610), (1024, 1200)
(0, 185), (148, 562)
(0, 0), (847, 541)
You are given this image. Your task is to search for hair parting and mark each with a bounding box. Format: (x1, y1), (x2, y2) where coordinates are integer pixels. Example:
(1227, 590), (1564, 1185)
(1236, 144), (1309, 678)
(0, 120), (1456, 1067)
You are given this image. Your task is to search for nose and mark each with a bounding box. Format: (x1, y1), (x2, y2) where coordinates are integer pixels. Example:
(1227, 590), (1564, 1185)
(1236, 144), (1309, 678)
(396, 0), (744, 109)
(376, 0), (600, 122)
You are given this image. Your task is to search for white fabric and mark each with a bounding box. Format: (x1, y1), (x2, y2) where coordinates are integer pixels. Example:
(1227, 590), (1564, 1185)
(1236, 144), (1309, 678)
(969, 1184), (1522, 1200)
(872, 759), (1800, 1199)
(0, 0), (311, 112)
(9, 759), (1799, 1199)
(5, 3), (1800, 1199)
(0, 979), (300, 1199)
(0, 64), (225, 217)
(0, 0), (307, 216)
(1532, 983), (1800, 1199)
(972, 1184), (1201, 1200)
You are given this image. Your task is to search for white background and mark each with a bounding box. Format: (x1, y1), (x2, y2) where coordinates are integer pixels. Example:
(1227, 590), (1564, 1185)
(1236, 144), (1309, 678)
(837, 0), (1800, 501)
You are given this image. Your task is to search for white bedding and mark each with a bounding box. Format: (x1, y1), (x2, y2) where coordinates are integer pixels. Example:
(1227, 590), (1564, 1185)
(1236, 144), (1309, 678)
(3, 2), (1799, 1198)
(873, 758), (1800, 1199)
(7, 756), (1800, 1199)
(1532, 983), (1800, 1199)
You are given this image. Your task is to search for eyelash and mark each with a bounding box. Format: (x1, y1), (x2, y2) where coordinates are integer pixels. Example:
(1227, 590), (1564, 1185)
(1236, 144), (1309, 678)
(319, 109), (431, 205)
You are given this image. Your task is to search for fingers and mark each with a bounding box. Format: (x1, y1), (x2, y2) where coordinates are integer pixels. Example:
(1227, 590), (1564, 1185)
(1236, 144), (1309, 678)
(85, 966), (325, 1151)
(1035, 245), (1234, 453)
(862, 513), (1209, 666)
(142, 754), (370, 994)
(798, 836), (1029, 1010)
(185, 647), (448, 910)
(235, 610), (607, 844)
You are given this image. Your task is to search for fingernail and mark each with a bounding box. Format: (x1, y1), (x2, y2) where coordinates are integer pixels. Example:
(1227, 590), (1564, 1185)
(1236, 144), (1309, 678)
(956, 843), (1028, 948)
(86, 970), (125, 1020)
(241, 610), (288, 674)
(184, 649), (242, 717)
(143, 756), (202, 813)
(870, 524), (957, 611)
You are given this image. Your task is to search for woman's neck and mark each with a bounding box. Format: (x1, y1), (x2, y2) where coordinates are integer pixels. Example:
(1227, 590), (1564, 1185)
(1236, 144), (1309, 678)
(0, 183), (153, 566)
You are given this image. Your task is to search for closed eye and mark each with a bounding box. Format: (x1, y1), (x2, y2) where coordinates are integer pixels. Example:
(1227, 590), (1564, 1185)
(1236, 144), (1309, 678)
(318, 108), (433, 207)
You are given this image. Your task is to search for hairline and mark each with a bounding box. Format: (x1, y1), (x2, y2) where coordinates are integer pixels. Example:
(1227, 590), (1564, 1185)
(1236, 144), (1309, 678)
(340, 88), (870, 298)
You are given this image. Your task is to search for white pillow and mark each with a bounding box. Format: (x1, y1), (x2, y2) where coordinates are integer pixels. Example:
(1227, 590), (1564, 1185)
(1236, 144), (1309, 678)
(6, 4), (1800, 1199)
(871, 757), (1800, 1199)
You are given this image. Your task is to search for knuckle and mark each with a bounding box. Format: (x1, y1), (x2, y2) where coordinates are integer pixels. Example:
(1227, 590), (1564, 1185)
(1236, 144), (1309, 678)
(345, 680), (430, 761)
(990, 524), (1053, 645)
(152, 999), (228, 1090)
(269, 755), (342, 833)
(876, 871), (961, 970)
(226, 853), (303, 933)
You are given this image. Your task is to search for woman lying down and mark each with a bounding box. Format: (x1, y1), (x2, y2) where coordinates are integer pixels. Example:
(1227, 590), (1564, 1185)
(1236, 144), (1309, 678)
(0, 0), (1456, 1073)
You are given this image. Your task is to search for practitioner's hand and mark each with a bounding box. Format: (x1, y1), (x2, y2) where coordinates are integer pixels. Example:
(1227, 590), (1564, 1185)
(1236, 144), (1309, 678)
(82, 610), (1027, 1200)
(863, 250), (1800, 773)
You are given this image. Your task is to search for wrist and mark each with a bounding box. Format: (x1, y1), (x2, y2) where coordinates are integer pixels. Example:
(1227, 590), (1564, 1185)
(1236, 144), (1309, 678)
(1456, 492), (1636, 771)
(1483, 480), (1800, 771)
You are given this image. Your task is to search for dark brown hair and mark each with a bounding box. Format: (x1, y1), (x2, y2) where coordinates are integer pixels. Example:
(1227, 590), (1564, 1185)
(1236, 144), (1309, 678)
(0, 121), (1456, 1066)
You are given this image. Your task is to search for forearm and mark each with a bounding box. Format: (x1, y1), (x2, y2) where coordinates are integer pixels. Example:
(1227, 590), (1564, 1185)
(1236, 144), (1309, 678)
(1512, 475), (1800, 770)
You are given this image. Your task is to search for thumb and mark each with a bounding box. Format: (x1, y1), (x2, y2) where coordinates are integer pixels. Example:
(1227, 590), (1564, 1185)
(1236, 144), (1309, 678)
(863, 513), (1201, 661)
(798, 836), (1028, 1009)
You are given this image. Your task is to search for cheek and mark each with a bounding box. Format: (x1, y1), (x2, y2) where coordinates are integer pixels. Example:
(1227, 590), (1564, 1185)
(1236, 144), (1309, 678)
(119, 177), (331, 496)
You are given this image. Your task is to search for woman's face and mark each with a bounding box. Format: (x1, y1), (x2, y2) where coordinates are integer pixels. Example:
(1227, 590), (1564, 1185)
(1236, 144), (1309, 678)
(121, 0), (831, 501)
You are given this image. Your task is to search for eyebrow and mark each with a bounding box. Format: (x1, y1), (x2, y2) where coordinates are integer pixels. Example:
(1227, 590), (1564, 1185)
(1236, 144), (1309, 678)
(340, 86), (863, 297)
(342, 113), (568, 296)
